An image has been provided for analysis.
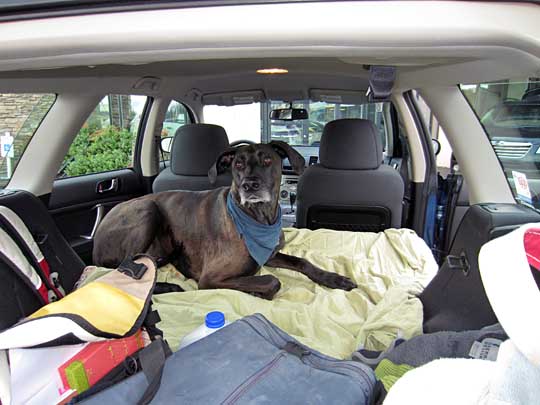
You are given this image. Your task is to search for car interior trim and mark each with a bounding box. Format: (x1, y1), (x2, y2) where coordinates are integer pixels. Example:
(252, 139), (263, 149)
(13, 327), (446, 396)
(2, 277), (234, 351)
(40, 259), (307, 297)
(419, 85), (515, 205)
(391, 93), (426, 183)
(140, 97), (170, 178)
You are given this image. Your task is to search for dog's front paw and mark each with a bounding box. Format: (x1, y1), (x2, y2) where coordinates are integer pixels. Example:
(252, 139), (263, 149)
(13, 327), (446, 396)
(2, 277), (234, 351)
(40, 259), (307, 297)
(320, 272), (357, 291)
(249, 275), (281, 300)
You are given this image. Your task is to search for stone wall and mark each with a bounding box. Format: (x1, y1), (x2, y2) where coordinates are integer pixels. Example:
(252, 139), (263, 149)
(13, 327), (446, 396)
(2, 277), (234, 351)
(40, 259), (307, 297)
(0, 93), (56, 185)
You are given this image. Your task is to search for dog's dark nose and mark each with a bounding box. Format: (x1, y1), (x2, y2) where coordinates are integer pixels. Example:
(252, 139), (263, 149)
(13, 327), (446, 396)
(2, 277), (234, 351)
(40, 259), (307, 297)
(242, 178), (260, 192)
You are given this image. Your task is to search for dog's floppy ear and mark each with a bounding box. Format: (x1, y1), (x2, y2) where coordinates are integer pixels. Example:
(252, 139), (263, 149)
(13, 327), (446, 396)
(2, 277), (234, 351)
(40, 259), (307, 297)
(269, 141), (305, 175)
(208, 148), (237, 185)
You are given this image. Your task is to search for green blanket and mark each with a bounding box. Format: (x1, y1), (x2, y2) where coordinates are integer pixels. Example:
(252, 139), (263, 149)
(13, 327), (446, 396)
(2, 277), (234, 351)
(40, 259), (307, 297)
(82, 228), (437, 359)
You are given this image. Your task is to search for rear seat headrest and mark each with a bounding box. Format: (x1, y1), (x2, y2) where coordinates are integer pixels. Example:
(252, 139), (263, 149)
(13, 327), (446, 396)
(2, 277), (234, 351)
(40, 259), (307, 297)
(319, 119), (382, 170)
(170, 124), (230, 176)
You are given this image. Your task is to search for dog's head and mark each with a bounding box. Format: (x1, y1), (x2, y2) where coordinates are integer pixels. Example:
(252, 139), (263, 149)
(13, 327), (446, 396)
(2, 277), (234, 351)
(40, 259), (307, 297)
(208, 141), (305, 206)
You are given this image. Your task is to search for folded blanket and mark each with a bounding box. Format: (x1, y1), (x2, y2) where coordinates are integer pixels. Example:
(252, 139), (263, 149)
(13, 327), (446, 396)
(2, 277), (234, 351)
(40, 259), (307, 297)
(353, 323), (507, 368)
(82, 228), (437, 359)
(353, 324), (506, 403)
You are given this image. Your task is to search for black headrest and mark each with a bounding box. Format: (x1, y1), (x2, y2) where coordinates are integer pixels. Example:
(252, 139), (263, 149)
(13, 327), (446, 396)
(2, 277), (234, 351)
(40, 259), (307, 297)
(319, 119), (382, 170)
(170, 124), (230, 176)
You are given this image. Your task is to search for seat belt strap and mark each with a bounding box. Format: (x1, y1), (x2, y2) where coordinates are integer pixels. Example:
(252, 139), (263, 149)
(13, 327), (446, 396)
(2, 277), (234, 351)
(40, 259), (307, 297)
(0, 228), (48, 303)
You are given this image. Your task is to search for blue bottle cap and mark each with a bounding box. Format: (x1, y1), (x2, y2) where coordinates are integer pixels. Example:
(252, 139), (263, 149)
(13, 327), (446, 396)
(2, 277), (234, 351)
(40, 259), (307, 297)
(205, 311), (225, 328)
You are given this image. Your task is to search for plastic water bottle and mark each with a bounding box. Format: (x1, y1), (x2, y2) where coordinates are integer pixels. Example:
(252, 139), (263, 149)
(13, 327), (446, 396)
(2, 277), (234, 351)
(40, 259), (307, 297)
(179, 311), (229, 349)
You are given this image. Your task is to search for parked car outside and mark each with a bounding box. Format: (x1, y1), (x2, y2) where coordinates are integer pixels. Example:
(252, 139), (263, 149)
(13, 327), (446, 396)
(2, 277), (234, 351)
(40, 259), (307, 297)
(481, 86), (540, 205)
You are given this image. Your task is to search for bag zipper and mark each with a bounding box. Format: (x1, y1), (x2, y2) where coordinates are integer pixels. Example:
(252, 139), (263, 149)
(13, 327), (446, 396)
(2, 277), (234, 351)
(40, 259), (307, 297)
(221, 352), (286, 405)
(244, 315), (374, 385)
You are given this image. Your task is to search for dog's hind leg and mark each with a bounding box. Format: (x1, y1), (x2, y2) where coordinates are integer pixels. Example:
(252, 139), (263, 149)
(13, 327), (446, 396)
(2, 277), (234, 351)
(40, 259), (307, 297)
(265, 253), (357, 291)
(93, 198), (166, 268)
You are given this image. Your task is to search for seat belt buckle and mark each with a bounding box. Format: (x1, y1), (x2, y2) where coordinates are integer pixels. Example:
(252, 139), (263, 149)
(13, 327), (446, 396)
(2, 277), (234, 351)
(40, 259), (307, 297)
(118, 257), (148, 280)
(48, 290), (59, 302)
(50, 272), (66, 296)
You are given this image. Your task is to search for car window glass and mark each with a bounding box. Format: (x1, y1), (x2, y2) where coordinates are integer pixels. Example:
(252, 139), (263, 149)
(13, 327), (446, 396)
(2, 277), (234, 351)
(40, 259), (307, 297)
(203, 100), (388, 151)
(0, 93), (56, 188)
(268, 101), (387, 148)
(460, 78), (540, 211)
(160, 100), (192, 161)
(57, 94), (147, 178)
(203, 103), (261, 144)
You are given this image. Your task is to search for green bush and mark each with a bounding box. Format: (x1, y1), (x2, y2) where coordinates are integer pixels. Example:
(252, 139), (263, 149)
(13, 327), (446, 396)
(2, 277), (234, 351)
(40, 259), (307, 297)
(60, 126), (135, 177)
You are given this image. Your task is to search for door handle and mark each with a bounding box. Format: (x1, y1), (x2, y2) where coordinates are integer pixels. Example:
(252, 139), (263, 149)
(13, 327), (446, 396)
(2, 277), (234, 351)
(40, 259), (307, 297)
(96, 178), (118, 194)
(81, 204), (105, 240)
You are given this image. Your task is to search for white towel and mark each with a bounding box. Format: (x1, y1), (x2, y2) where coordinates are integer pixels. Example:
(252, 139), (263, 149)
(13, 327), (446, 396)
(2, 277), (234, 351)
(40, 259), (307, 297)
(383, 358), (494, 405)
(384, 340), (540, 405)
(0, 349), (11, 405)
(479, 340), (540, 405)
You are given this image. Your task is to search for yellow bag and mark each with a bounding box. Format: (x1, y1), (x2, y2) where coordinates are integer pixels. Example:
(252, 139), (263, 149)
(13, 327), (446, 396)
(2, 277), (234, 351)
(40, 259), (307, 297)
(0, 255), (157, 349)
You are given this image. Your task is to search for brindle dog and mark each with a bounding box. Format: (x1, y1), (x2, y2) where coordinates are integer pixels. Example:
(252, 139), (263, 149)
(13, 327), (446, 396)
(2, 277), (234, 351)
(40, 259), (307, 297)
(93, 141), (357, 299)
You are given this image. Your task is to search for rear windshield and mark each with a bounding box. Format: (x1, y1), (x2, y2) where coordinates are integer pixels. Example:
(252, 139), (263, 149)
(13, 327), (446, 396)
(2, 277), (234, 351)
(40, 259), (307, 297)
(0, 93), (56, 188)
(460, 78), (540, 211)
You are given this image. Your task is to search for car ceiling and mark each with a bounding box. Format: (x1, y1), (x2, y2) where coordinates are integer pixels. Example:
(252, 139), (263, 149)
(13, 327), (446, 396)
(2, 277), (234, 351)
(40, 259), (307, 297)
(0, 1), (538, 102)
(0, 0), (539, 23)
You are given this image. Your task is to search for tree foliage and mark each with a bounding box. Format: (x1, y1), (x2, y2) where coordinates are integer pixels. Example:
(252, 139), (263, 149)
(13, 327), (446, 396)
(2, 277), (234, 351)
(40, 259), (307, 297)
(59, 126), (135, 177)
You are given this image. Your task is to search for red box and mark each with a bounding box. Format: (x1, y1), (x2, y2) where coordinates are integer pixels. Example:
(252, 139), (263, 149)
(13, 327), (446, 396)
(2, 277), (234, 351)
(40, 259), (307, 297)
(57, 330), (144, 394)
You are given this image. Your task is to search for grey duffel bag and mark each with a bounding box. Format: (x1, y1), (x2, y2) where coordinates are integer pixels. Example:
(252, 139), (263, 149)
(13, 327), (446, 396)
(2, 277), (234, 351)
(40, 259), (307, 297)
(78, 313), (376, 405)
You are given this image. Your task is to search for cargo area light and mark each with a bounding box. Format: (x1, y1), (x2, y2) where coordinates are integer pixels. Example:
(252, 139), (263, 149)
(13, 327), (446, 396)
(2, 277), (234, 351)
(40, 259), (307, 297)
(256, 68), (288, 74)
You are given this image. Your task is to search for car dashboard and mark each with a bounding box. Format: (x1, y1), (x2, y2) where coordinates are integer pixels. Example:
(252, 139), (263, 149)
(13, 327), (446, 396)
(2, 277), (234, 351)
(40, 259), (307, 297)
(279, 147), (319, 227)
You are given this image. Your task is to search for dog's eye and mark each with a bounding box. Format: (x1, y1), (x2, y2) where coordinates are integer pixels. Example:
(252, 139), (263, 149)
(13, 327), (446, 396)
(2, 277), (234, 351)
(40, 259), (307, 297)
(263, 157), (272, 166)
(234, 161), (245, 170)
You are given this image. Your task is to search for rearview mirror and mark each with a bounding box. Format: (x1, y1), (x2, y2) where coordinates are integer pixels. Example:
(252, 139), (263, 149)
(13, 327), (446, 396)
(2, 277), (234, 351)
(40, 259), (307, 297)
(161, 136), (173, 154)
(269, 108), (308, 121)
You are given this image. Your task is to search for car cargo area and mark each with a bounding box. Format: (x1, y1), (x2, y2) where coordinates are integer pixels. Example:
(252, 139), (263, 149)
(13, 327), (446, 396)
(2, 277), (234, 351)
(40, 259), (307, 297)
(0, 1), (540, 404)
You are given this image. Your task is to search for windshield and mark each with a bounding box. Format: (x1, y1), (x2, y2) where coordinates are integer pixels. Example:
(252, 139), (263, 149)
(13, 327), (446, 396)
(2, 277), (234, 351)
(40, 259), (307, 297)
(268, 101), (386, 147)
(203, 100), (387, 147)
(460, 78), (540, 211)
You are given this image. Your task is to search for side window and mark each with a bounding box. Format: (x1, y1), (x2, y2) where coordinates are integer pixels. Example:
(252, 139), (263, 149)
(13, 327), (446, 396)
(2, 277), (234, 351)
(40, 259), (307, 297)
(460, 78), (540, 210)
(58, 95), (147, 178)
(0, 93), (56, 188)
(160, 100), (191, 161)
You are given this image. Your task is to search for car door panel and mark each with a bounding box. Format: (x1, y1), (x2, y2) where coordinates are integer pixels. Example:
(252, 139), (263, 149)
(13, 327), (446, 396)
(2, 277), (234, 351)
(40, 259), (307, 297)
(421, 202), (540, 333)
(49, 168), (143, 264)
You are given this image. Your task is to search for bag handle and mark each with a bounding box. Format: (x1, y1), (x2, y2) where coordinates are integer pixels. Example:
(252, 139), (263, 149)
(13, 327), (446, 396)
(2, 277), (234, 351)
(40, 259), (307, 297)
(137, 337), (171, 405)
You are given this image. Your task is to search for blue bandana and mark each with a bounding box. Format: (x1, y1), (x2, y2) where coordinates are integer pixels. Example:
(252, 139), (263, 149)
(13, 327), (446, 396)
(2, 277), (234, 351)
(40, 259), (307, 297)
(226, 192), (282, 267)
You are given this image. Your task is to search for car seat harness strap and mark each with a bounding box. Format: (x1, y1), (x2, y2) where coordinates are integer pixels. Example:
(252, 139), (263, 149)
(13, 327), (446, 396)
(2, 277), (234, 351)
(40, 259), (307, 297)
(0, 206), (65, 301)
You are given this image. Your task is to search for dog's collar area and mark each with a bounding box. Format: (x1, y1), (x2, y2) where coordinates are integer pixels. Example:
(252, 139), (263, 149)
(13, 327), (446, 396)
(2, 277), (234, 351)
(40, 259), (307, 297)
(226, 192), (282, 267)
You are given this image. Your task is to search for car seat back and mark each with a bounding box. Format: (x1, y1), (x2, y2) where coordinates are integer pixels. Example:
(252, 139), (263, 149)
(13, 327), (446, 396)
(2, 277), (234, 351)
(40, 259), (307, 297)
(0, 190), (85, 330)
(296, 119), (404, 231)
(153, 124), (232, 192)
